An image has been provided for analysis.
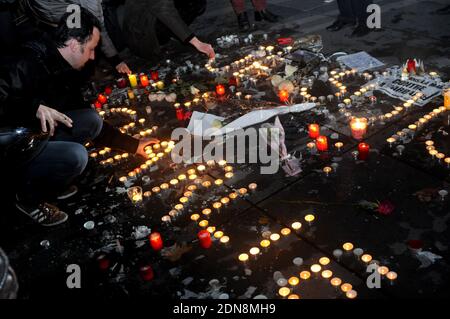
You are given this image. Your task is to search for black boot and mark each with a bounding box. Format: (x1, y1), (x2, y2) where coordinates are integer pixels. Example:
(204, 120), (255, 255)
(254, 10), (279, 23)
(350, 24), (371, 37)
(237, 12), (250, 31)
(326, 19), (355, 31)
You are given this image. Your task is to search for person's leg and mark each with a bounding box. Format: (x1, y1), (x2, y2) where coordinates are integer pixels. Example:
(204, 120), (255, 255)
(350, 0), (372, 37)
(231, 0), (251, 31)
(18, 141), (89, 204)
(251, 0), (267, 12)
(326, 0), (356, 31)
(52, 109), (103, 145)
(231, 0), (246, 15)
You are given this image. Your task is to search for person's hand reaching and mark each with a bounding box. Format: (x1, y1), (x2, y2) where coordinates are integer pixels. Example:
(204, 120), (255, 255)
(116, 61), (132, 75)
(135, 137), (160, 158)
(190, 37), (215, 60)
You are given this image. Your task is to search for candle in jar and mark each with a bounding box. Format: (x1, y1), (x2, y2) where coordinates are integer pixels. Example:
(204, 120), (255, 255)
(350, 117), (368, 140)
(198, 230), (212, 248)
(316, 136), (328, 152)
(358, 143), (370, 160)
(128, 74), (138, 87)
(278, 90), (289, 103)
(216, 84), (226, 96)
(308, 124), (320, 139)
(140, 74), (149, 87)
(149, 232), (163, 251)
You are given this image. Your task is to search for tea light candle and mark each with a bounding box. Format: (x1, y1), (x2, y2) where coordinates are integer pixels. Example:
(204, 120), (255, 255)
(304, 214), (315, 224)
(300, 271), (311, 280)
(250, 247), (260, 256)
(189, 174), (198, 180)
(160, 183), (169, 190)
(346, 290), (357, 299)
(291, 222), (302, 230)
(278, 287), (291, 298)
(319, 257), (330, 266)
(151, 186), (160, 193)
(170, 179), (179, 186)
(335, 142), (344, 151)
(343, 242), (354, 252)
(323, 166), (332, 176)
(308, 124), (320, 139)
(248, 183), (258, 191)
(220, 236), (230, 244)
(215, 179), (224, 186)
(179, 197), (189, 204)
(197, 165), (206, 172)
(270, 233), (280, 241)
(288, 277), (299, 286)
(225, 172), (234, 179)
(280, 228), (291, 236)
(229, 192), (238, 200)
(386, 271), (398, 284)
(224, 165), (233, 172)
(119, 176), (127, 183)
(260, 239), (271, 248)
(238, 253), (249, 262)
(174, 204), (184, 211)
(202, 181), (212, 188)
(213, 202), (222, 210)
(239, 188), (248, 195)
(340, 283), (352, 293)
(198, 220), (209, 228)
(377, 266), (389, 276)
(288, 294), (300, 299)
(310, 264), (322, 274)
(330, 277), (342, 288)
(321, 270), (333, 279)
(214, 231), (224, 239)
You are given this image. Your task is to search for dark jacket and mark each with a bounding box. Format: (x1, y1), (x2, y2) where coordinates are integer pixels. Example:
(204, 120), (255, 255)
(122, 0), (203, 58)
(0, 35), (138, 152)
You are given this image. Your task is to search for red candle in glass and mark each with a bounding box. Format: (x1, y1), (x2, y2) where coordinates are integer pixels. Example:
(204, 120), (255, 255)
(140, 265), (154, 281)
(97, 254), (110, 270)
(278, 90), (289, 103)
(198, 230), (212, 249)
(216, 84), (226, 96)
(308, 124), (320, 139)
(151, 71), (159, 81)
(149, 232), (163, 251)
(98, 94), (107, 104)
(176, 108), (184, 121)
(358, 143), (370, 160)
(316, 136), (328, 152)
(140, 74), (150, 87)
(104, 87), (112, 95)
(116, 78), (127, 89)
(94, 101), (102, 109)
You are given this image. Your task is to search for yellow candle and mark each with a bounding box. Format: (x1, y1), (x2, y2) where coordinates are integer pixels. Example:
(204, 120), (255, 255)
(238, 253), (249, 262)
(214, 231), (224, 239)
(260, 239), (271, 248)
(128, 74), (138, 87)
(288, 277), (299, 286)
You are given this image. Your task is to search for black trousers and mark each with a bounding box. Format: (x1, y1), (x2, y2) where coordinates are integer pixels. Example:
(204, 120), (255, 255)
(337, 0), (373, 23)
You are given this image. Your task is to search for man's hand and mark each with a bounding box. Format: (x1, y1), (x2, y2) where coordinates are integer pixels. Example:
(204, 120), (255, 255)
(135, 137), (160, 158)
(36, 104), (73, 136)
(116, 62), (132, 75)
(190, 37), (215, 60)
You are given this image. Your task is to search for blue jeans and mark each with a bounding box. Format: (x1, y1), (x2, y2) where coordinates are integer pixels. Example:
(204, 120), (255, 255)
(19, 109), (103, 202)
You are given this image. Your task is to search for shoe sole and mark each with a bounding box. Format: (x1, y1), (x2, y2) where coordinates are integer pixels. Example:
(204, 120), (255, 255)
(15, 202), (68, 227)
(57, 187), (78, 200)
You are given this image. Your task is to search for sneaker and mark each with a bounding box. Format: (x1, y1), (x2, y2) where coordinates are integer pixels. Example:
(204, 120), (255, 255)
(57, 185), (78, 200)
(15, 196), (68, 227)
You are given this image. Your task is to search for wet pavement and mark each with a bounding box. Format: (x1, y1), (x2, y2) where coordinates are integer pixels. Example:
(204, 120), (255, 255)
(0, 0), (449, 299)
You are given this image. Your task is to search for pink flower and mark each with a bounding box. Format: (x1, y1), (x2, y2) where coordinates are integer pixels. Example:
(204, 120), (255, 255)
(377, 200), (395, 215)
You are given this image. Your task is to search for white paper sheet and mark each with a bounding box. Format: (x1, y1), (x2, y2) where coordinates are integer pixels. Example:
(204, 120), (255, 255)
(337, 51), (384, 72)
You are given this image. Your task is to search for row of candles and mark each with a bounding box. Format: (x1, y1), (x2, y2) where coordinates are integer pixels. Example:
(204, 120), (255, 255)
(386, 106), (448, 157)
(238, 215), (316, 263)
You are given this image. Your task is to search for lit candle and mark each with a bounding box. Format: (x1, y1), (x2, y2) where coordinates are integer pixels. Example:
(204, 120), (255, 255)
(278, 287), (291, 298)
(248, 183), (258, 191)
(310, 264), (322, 275)
(343, 242), (354, 252)
(335, 142), (344, 151)
(198, 230), (212, 248)
(270, 233), (280, 241)
(279, 90), (289, 103)
(198, 220), (209, 228)
(358, 143), (370, 160)
(249, 247), (260, 257)
(216, 84), (226, 96)
(330, 277), (342, 289)
(299, 271), (311, 280)
(140, 74), (149, 87)
(321, 270), (333, 279)
(149, 232), (163, 251)
(220, 236), (230, 244)
(340, 283), (352, 293)
(319, 257), (330, 266)
(97, 94), (107, 105)
(291, 222), (302, 230)
(280, 228), (291, 236)
(214, 231), (224, 239)
(386, 271), (398, 284)
(350, 117), (368, 140)
(128, 74), (138, 88)
(288, 294), (300, 299)
(260, 239), (271, 248)
(238, 253), (249, 262)
(316, 136), (328, 152)
(346, 290), (357, 299)
(308, 124), (320, 139)
(304, 214), (315, 225)
(288, 277), (299, 286)
(377, 266), (389, 276)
